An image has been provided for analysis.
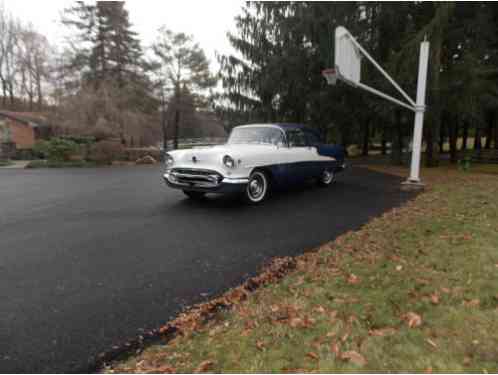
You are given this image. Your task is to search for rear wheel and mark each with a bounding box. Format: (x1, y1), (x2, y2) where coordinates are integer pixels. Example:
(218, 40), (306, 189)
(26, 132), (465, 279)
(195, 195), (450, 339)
(317, 169), (335, 187)
(244, 170), (269, 204)
(183, 190), (206, 200)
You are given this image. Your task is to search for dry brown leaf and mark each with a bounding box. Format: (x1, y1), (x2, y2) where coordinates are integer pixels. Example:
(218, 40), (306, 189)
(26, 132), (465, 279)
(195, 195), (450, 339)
(289, 317), (303, 328)
(347, 274), (360, 284)
(430, 293), (440, 305)
(155, 365), (176, 373)
(404, 312), (422, 328)
(369, 327), (397, 337)
(326, 330), (337, 337)
(464, 299), (480, 307)
(256, 340), (265, 351)
(194, 360), (214, 373)
(441, 287), (451, 294)
(314, 306), (326, 314)
(396, 265), (403, 271)
(306, 352), (319, 360)
(330, 341), (341, 356)
(341, 350), (367, 366)
(341, 332), (350, 342)
(426, 338), (438, 348)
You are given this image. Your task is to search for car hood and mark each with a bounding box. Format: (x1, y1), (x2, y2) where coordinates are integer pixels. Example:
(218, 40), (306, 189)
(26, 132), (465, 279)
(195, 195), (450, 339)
(168, 144), (276, 167)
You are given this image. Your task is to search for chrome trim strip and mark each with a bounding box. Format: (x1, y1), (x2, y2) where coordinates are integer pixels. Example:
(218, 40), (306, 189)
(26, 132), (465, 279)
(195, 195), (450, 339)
(222, 177), (249, 184)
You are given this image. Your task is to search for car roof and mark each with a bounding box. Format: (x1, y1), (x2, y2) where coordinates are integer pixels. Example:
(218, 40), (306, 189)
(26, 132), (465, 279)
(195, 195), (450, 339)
(235, 123), (321, 137)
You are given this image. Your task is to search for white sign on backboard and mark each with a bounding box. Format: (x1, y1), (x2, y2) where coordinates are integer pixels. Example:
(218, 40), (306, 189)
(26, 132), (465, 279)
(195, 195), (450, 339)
(335, 26), (361, 84)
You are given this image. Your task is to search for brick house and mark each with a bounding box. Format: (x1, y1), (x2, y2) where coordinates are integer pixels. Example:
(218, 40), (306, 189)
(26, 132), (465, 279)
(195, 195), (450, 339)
(0, 111), (51, 155)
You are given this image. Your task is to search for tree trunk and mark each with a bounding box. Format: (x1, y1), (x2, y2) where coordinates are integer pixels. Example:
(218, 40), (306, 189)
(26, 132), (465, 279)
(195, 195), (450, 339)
(474, 125), (482, 150)
(391, 110), (403, 165)
(439, 120), (445, 153)
(495, 112), (498, 150)
(362, 119), (370, 156)
(381, 125), (387, 156)
(485, 113), (493, 149)
(161, 96), (168, 151)
(449, 115), (458, 164)
(461, 121), (469, 151)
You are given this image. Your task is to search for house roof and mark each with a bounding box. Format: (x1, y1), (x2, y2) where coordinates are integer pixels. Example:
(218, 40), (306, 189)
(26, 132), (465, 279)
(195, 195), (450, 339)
(0, 111), (50, 128)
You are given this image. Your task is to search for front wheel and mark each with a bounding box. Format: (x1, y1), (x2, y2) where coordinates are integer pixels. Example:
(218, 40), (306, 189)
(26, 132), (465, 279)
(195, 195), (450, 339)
(317, 169), (335, 187)
(244, 170), (269, 204)
(183, 190), (206, 200)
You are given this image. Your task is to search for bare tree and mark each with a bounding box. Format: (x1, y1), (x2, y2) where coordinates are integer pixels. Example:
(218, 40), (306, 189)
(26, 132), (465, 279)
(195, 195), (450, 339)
(152, 28), (216, 149)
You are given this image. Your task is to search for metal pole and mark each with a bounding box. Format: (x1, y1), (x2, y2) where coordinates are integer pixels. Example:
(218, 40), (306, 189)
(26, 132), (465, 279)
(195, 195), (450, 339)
(345, 31), (416, 108)
(354, 82), (416, 112)
(407, 40), (430, 183)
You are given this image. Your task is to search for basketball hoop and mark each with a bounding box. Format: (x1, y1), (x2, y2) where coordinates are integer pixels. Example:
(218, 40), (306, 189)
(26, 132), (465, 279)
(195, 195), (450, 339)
(322, 68), (338, 85)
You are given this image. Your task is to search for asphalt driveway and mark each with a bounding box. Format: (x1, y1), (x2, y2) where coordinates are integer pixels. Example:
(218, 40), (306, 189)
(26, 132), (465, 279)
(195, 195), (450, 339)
(0, 164), (414, 373)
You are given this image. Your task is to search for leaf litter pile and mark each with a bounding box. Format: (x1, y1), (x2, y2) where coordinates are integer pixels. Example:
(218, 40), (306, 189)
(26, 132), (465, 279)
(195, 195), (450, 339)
(104, 167), (498, 373)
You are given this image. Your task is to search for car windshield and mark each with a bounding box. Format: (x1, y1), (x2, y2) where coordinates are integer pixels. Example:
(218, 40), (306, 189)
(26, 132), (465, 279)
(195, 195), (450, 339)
(227, 126), (285, 145)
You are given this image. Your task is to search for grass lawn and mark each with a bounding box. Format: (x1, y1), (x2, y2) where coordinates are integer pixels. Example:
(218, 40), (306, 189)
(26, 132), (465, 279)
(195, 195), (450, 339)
(104, 166), (498, 373)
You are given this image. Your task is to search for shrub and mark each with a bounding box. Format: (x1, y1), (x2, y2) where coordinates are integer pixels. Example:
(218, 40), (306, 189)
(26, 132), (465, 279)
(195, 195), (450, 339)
(33, 138), (80, 162)
(87, 140), (124, 165)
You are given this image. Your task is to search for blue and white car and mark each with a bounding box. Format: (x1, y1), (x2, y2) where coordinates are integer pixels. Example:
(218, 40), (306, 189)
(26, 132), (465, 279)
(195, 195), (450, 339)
(163, 123), (346, 204)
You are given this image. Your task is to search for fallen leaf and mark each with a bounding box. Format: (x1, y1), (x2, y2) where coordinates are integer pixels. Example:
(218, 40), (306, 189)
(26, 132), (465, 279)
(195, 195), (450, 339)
(270, 305), (280, 312)
(341, 350), (367, 366)
(155, 365), (176, 373)
(404, 312), (422, 328)
(314, 305), (326, 314)
(256, 340), (265, 351)
(347, 274), (360, 284)
(369, 327), (397, 337)
(306, 352), (319, 360)
(441, 287), (451, 294)
(464, 299), (480, 307)
(396, 265), (403, 271)
(426, 338), (438, 348)
(194, 360), (214, 373)
(341, 332), (350, 342)
(330, 341), (341, 356)
(430, 293), (440, 305)
(289, 317), (303, 328)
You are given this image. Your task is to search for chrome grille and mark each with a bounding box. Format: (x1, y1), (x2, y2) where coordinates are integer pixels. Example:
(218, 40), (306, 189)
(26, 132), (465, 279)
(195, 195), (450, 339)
(170, 168), (223, 187)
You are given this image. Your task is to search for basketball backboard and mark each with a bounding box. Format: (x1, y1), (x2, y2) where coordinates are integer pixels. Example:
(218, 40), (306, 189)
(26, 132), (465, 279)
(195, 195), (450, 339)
(335, 26), (361, 84)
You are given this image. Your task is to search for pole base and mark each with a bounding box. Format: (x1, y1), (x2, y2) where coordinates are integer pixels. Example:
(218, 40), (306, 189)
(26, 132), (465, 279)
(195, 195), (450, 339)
(401, 179), (425, 191)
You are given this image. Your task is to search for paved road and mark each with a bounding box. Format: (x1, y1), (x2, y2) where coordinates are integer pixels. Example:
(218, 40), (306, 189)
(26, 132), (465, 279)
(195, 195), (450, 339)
(0, 165), (413, 373)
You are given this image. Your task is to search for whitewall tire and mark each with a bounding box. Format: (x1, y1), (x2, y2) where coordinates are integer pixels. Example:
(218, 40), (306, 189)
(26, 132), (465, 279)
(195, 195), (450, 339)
(244, 170), (269, 204)
(318, 169), (335, 187)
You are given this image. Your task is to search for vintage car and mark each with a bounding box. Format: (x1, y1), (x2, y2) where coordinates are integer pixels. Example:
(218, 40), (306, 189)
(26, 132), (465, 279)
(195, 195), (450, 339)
(162, 123), (346, 204)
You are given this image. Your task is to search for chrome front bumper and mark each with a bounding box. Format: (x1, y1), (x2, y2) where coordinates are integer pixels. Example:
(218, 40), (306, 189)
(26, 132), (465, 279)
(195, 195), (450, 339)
(163, 169), (249, 193)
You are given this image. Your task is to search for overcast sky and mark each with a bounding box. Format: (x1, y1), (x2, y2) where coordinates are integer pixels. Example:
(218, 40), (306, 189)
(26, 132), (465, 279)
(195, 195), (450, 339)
(2, 0), (244, 71)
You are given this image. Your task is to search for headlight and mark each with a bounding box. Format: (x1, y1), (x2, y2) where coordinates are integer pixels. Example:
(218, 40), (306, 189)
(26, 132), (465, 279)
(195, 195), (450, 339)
(165, 153), (174, 168)
(223, 155), (236, 169)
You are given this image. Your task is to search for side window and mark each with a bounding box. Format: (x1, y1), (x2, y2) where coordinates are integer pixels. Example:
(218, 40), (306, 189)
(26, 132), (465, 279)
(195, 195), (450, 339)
(305, 130), (321, 146)
(286, 129), (307, 147)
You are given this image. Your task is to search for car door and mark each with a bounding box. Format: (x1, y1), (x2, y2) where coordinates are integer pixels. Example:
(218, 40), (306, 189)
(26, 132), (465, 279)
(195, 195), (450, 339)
(285, 128), (315, 183)
(303, 129), (326, 178)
